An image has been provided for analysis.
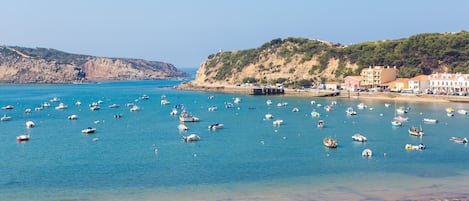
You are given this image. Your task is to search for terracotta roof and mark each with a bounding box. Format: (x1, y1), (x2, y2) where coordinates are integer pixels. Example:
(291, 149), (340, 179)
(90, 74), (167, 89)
(409, 75), (429, 81)
(345, 76), (361, 81)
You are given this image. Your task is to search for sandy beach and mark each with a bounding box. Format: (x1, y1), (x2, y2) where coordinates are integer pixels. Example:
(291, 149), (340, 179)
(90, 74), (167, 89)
(175, 82), (469, 103)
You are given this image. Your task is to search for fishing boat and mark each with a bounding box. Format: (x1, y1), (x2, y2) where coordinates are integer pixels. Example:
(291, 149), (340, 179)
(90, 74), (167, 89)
(391, 120), (402, 127)
(311, 110), (320, 117)
(352, 133), (367, 142)
(357, 103), (367, 110)
(362, 149), (372, 157)
(423, 118), (438, 123)
(405, 143), (425, 150)
(323, 137), (338, 148)
(394, 116), (409, 122)
(1, 114), (12, 121)
(450, 137), (468, 144)
(178, 124), (189, 131)
(408, 126), (424, 137)
(272, 119), (284, 126)
(265, 113), (274, 119)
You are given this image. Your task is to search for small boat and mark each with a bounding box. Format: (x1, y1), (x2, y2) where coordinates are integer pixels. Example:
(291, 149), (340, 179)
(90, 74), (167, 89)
(108, 104), (120, 108)
(446, 107), (455, 113)
(170, 108), (178, 116)
(362, 149), (372, 157)
(24, 108), (31, 114)
(384, 103), (391, 107)
(292, 107), (300, 112)
(67, 114), (79, 120)
(405, 143), (425, 150)
(447, 112), (454, 117)
(1, 114), (12, 121)
(423, 118), (438, 123)
(357, 103), (367, 110)
(161, 99), (171, 105)
(183, 134), (200, 142)
(55, 103), (68, 110)
(179, 111), (200, 122)
(139, 94), (150, 100)
(2, 105), (14, 110)
(42, 102), (51, 107)
(266, 100), (273, 105)
(16, 134), (30, 142)
(323, 137), (338, 148)
(345, 107), (357, 115)
(233, 97), (241, 104)
(450, 137), (468, 144)
(408, 126), (424, 137)
(81, 127), (96, 134)
(265, 113), (274, 119)
(352, 133), (367, 142)
(324, 105), (334, 112)
(457, 109), (468, 115)
(272, 119), (283, 126)
(130, 105), (140, 112)
(396, 107), (408, 114)
(208, 123), (224, 130)
(225, 103), (234, 108)
(208, 106), (218, 111)
(317, 120), (325, 128)
(394, 116), (409, 122)
(391, 120), (402, 127)
(75, 101), (82, 106)
(49, 97), (60, 102)
(114, 114), (123, 118)
(311, 110), (321, 118)
(25, 121), (35, 128)
(178, 124), (189, 131)
(90, 106), (101, 111)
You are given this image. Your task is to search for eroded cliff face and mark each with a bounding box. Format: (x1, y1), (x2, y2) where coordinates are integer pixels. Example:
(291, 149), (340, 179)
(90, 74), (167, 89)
(0, 46), (188, 83)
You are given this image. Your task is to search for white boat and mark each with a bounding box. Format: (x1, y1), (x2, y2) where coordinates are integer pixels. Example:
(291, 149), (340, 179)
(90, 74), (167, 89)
(16, 134), (30, 142)
(183, 134), (200, 142)
(317, 120), (325, 128)
(42, 102), (50, 107)
(447, 112), (454, 117)
(233, 97), (241, 104)
(345, 107), (357, 115)
(55, 103), (68, 110)
(178, 124), (188, 131)
(362, 149), (372, 157)
(396, 107), (408, 114)
(139, 94), (150, 100)
(90, 106), (101, 111)
(423, 118), (438, 123)
(352, 133), (367, 142)
(266, 100), (273, 105)
(384, 103), (391, 108)
(450, 137), (468, 144)
(130, 105), (140, 112)
(75, 101), (82, 106)
(324, 105), (334, 112)
(457, 109), (468, 115)
(292, 107), (300, 112)
(161, 99), (171, 105)
(179, 111), (200, 122)
(311, 110), (320, 117)
(1, 114), (11, 121)
(2, 105), (14, 110)
(357, 103), (367, 110)
(170, 108), (178, 116)
(50, 97), (60, 102)
(208, 106), (218, 111)
(81, 127), (96, 134)
(67, 114), (79, 120)
(208, 123), (224, 130)
(408, 126), (424, 137)
(24, 108), (31, 114)
(108, 104), (120, 108)
(272, 119), (283, 126)
(25, 121), (35, 128)
(391, 120), (402, 127)
(265, 113), (274, 119)
(446, 107), (455, 113)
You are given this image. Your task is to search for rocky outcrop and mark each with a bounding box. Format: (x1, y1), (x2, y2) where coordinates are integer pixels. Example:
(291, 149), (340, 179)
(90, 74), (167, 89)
(0, 46), (188, 83)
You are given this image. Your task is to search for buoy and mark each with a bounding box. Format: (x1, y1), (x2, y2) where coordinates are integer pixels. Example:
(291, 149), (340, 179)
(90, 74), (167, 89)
(154, 148), (158, 155)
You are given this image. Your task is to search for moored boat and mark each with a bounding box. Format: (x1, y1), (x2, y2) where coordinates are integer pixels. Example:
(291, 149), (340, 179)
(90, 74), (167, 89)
(345, 107), (357, 115)
(405, 143), (425, 150)
(317, 120), (325, 128)
(352, 133), (367, 142)
(272, 119), (283, 126)
(178, 124), (189, 131)
(323, 137), (338, 148)
(423, 118), (438, 123)
(391, 120), (402, 127)
(408, 126), (424, 137)
(179, 111), (200, 122)
(1, 114), (12, 121)
(208, 123), (224, 130)
(311, 110), (320, 117)
(67, 114), (79, 120)
(2, 105), (14, 110)
(16, 134), (30, 142)
(362, 149), (372, 157)
(450, 137), (468, 144)
(81, 127), (96, 134)
(183, 134), (200, 142)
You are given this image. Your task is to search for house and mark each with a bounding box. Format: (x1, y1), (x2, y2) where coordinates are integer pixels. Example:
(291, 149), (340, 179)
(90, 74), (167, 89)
(408, 75), (429, 93)
(429, 72), (469, 95)
(344, 76), (361, 91)
(387, 78), (409, 92)
(360, 66), (398, 88)
(324, 82), (339, 90)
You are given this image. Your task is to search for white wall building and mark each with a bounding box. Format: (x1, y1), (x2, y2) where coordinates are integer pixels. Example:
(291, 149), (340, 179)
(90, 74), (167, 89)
(428, 73), (469, 94)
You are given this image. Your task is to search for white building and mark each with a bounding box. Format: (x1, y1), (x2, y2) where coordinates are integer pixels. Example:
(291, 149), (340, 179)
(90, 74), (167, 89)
(428, 73), (469, 94)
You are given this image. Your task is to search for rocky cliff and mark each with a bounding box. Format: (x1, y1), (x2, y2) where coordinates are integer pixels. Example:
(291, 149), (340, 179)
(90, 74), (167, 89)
(190, 31), (469, 87)
(0, 46), (188, 83)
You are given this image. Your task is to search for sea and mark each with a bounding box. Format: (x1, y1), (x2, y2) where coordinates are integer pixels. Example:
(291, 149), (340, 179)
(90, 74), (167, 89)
(1, 78), (469, 201)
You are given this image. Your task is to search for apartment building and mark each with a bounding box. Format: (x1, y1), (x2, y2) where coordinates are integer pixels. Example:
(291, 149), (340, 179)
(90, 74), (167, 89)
(360, 66), (398, 88)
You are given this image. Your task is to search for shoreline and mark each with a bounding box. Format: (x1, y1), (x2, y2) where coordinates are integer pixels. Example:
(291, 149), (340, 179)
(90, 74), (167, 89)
(175, 82), (469, 103)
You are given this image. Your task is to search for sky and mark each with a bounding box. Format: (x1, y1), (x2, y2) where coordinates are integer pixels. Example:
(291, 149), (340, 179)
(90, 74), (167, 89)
(1, 0), (468, 68)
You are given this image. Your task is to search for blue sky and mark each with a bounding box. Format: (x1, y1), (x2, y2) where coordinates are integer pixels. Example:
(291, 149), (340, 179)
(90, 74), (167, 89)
(1, 0), (468, 68)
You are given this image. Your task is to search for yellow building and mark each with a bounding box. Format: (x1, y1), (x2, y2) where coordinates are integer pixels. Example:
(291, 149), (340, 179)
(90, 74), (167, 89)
(360, 66), (398, 88)
(387, 78), (409, 92)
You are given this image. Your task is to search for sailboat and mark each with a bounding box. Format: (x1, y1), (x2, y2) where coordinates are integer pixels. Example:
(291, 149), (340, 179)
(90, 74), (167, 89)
(391, 102), (402, 127)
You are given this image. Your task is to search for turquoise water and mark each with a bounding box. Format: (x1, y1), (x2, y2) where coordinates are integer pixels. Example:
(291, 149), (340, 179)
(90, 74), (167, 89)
(1, 81), (469, 200)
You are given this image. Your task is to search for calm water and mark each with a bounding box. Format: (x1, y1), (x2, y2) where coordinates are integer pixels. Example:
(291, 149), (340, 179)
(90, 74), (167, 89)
(1, 80), (469, 200)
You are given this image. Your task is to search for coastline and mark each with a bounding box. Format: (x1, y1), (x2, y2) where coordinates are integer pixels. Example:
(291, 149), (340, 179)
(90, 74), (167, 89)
(175, 82), (469, 103)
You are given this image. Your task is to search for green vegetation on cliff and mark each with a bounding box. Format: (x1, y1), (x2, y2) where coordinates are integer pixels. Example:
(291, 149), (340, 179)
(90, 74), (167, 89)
(204, 31), (469, 82)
